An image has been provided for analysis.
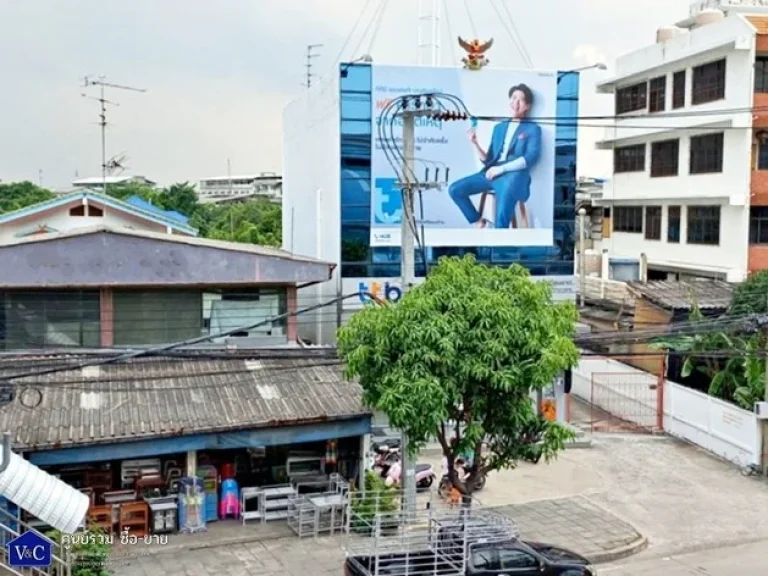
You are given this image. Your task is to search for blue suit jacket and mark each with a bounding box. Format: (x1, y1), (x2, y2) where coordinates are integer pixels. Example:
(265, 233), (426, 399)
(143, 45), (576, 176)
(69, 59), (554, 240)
(483, 120), (542, 170)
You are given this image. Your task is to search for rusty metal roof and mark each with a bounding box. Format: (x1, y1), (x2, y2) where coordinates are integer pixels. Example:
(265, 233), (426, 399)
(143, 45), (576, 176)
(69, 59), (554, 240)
(0, 357), (367, 451)
(627, 279), (734, 311)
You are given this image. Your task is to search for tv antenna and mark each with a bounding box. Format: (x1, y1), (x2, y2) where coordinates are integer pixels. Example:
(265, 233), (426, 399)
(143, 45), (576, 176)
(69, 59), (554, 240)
(302, 44), (323, 88)
(81, 75), (146, 194)
(106, 152), (129, 176)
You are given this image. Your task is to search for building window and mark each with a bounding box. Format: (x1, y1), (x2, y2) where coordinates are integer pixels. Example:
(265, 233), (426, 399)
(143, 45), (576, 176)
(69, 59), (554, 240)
(691, 59), (726, 105)
(648, 76), (666, 113)
(687, 205), (720, 245)
(672, 70), (686, 109)
(88, 205), (103, 217)
(645, 206), (661, 240)
(689, 132), (724, 174)
(113, 290), (202, 345)
(69, 205), (85, 216)
(613, 206), (643, 233)
(756, 57), (768, 93)
(614, 144), (645, 173)
(0, 290), (100, 350)
(615, 82), (648, 114)
(667, 206), (681, 243)
(750, 207), (768, 244)
(758, 141), (768, 170)
(650, 139), (680, 177)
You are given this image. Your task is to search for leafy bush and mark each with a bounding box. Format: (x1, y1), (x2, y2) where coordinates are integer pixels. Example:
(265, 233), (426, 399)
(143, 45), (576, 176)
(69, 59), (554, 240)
(350, 471), (399, 535)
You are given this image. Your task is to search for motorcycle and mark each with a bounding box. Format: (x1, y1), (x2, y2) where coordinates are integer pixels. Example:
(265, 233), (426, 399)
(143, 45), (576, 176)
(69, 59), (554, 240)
(373, 452), (436, 489)
(437, 457), (486, 498)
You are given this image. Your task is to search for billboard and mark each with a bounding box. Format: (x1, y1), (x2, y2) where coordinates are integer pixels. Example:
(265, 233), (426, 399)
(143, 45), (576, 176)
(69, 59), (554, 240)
(370, 65), (558, 248)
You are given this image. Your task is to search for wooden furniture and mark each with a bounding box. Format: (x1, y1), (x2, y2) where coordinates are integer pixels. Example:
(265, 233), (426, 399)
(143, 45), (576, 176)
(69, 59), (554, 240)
(119, 501), (149, 538)
(104, 490), (136, 524)
(87, 505), (113, 532)
(85, 469), (112, 498)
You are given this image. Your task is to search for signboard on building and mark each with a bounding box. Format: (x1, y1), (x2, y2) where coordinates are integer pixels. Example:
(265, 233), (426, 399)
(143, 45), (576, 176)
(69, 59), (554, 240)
(341, 275), (575, 311)
(370, 65), (558, 248)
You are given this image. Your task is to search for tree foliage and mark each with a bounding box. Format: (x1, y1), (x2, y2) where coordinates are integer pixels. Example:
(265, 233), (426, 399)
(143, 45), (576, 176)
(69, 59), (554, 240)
(0, 181), (56, 213)
(652, 303), (765, 410)
(337, 255), (579, 495)
(0, 180), (281, 247)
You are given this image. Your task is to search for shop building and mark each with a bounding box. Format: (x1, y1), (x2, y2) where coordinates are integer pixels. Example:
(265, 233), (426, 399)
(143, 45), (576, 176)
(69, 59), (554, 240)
(0, 224), (370, 539)
(282, 62), (580, 345)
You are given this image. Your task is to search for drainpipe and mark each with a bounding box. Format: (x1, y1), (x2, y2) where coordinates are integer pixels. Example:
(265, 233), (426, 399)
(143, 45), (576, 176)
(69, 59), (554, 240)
(0, 432), (11, 473)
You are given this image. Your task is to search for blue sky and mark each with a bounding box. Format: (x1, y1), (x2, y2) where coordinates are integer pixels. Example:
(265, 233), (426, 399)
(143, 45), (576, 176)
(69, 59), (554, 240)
(0, 0), (691, 187)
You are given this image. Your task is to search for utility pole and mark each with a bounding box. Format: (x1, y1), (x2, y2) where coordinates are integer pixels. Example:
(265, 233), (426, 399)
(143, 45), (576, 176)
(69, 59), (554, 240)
(579, 207), (587, 308)
(395, 102), (443, 516)
(304, 44), (323, 88)
(82, 75), (146, 195)
(38, 169), (43, 188)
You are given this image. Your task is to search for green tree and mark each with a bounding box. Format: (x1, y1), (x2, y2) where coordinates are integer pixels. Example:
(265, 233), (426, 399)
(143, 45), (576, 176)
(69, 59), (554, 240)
(651, 304), (765, 409)
(104, 181), (159, 203)
(730, 270), (768, 316)
(158, 181), (198, 216)
(337, 255), (579, 495)
(0, 181), (55, 213)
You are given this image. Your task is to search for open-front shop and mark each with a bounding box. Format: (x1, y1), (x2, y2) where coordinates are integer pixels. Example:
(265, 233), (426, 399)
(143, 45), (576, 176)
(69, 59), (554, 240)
(0, 356), (371, 542)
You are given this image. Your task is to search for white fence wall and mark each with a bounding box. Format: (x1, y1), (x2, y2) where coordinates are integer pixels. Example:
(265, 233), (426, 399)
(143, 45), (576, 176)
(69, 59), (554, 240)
(571, 354), (762, 467)
(664, 381), (761, 468)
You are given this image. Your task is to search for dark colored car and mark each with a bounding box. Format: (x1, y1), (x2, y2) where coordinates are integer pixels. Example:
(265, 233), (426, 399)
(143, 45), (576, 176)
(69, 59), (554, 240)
(345, 536), (596, 575)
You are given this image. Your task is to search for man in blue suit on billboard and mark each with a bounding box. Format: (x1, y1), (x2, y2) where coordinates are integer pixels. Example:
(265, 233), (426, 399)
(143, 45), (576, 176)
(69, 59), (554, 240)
(448, 83), (541, 229)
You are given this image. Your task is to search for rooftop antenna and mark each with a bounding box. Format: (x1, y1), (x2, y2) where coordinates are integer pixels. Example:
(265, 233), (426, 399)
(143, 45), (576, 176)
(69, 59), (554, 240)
(303, 44), (323, 88)
(81, 75), (146, 195)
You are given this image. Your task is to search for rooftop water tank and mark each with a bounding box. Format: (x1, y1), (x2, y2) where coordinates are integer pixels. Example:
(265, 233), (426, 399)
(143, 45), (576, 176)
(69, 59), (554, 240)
(695, 8), (725, 27)
(656, 26), (681, 42)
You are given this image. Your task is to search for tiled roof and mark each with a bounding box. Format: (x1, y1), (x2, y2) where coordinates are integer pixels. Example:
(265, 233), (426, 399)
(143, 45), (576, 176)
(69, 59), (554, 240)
(0, 357), (366, 451)
(627, 279), (734, 311)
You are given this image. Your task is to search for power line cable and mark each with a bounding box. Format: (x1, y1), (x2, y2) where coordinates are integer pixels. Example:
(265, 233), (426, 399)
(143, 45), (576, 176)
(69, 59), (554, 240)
(488, 0), (533, 68)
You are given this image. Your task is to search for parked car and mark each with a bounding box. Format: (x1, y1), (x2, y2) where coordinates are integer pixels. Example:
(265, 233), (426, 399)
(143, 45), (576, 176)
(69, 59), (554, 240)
(345, 524), (596, 575)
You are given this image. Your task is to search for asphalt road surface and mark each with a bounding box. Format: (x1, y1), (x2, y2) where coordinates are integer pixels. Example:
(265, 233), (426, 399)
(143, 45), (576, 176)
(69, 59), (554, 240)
(600, 539), (768, 575)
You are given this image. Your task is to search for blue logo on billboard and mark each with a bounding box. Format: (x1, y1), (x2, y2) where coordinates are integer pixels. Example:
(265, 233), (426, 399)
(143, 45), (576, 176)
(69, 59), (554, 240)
(358, 281), (402, 304)
(7, 532), (52, 568)
(373, 178), (402, 225)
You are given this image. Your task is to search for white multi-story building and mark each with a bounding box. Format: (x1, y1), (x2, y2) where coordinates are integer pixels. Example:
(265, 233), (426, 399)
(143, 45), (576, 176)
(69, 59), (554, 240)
(197, 173), (282, 204)
(595, 0), (768, 282)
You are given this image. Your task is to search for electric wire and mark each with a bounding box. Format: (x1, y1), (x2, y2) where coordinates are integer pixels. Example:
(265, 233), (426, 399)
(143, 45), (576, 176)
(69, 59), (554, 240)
(442, 0), (457, 65)
(489, 0), (533, 68)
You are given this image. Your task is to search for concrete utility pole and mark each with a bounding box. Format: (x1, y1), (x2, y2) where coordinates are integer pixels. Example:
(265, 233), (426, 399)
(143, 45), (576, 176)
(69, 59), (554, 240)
(396, 107), (442, 516)
(578, 207), (587, 308)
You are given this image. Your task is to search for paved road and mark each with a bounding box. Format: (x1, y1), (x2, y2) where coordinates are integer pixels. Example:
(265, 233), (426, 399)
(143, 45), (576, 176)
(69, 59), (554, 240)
(600, 539), (768, 575)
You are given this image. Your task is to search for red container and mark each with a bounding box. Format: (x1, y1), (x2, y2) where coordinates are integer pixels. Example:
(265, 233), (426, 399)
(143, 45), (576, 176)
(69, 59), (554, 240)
(221, 463), (236, 480)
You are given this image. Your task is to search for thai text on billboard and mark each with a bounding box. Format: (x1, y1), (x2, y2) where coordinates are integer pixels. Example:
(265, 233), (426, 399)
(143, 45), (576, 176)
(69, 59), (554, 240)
(370, 65), (558, 248)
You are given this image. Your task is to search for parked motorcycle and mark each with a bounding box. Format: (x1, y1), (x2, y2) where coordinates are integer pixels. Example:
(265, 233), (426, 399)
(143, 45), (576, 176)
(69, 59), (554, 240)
(437, 457), (486, 498)
(373, 453), (436, 489)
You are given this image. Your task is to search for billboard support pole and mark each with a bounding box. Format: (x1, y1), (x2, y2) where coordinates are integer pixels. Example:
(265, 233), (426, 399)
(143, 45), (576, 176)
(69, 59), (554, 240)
(400, 111), (417, 518)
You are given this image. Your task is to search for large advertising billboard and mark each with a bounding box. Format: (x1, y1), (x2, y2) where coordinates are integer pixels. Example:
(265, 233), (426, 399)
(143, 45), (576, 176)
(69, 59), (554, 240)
(371, 65), (558, 248)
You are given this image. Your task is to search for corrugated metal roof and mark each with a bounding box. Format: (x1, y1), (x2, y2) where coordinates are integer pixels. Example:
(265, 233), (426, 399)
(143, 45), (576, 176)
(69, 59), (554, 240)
(0, 358), (366, 451)
(0, 225), (334, 266)
(627, 279), (734, 311)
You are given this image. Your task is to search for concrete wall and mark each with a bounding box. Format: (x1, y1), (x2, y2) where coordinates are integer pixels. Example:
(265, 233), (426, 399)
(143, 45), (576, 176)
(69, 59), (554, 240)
(572, 354), (761, 467)
(282, 76), (342, 345)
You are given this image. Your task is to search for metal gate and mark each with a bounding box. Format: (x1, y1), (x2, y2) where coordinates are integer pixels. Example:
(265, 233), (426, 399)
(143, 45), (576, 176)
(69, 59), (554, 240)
(589, 371), (663, 433)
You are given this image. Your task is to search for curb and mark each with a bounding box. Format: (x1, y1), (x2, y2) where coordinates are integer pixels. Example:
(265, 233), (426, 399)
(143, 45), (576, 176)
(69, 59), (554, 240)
(588, 534), (648, 565)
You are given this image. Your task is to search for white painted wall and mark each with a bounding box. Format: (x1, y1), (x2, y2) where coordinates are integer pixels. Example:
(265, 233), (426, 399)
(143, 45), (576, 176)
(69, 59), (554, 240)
(572, 353), (762, 467)
(282, 78), (341, 345)
(0, 200), (168, 244)
(604, 202), (749, 281)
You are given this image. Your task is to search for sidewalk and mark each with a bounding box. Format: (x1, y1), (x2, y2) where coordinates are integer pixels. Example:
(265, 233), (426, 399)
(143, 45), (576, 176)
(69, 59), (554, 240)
(110, 494), (645, 575)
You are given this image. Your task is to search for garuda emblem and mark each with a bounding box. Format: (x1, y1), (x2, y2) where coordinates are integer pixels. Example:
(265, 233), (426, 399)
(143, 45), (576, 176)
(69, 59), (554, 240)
(458, 37), (493, 70)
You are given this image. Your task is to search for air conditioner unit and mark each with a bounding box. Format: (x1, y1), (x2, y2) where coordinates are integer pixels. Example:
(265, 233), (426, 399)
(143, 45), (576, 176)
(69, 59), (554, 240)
(754, 401), (768, 420)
